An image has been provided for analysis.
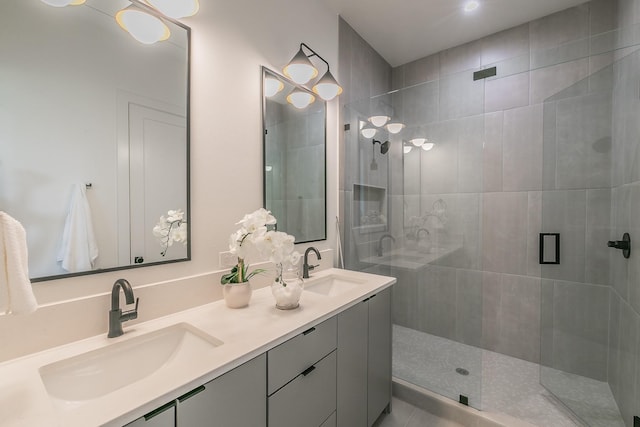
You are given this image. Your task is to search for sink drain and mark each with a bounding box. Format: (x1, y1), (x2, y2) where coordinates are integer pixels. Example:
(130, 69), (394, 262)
(455, 367), (469, 376)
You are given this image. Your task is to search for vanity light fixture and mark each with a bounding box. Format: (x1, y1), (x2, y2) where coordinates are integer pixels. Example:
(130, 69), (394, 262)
(116, 5), (170, 45)
(368, 115), (391, 128)
(264, 77), (285, 97)
(283, 43), (343, 101)
(144, 0), (199, 19)
(409, 137), (427, 147)
(403, 144), (413, 154)
(421, 142), (435, 151)
(286, 89), (316, 109)
(385, 120), (405, 134)
(40, 0), (85, 6)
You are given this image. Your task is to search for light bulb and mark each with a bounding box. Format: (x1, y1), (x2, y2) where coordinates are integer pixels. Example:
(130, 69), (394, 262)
(312, 70), (343, 101)
(421, 142), (435, 151)
(403, 145), (412, 154)
(41, 0), (85, 6)
(385, 122), (405, 134)
(368, 115), (390, 127)
(410, 138), (426, 147)
(116, 6), (170, 45)
(361, 125), (377, 138)
(286, 90), (315, 109)
(264, 77), (284, 97)
(283, 48), (318, 84)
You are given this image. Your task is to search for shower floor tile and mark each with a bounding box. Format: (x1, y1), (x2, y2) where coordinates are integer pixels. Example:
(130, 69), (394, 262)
(393, 325), (624, 427)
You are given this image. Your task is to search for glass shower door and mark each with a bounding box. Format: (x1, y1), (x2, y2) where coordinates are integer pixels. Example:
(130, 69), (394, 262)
(343, 66), (486, 409)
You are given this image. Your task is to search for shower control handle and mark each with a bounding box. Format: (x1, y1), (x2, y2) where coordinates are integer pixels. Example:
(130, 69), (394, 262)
(607, 233), (631, 259)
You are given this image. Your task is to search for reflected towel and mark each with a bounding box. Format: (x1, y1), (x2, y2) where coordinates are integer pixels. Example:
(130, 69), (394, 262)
(0, 211), (38, 315)
(57, 183), (98, 272)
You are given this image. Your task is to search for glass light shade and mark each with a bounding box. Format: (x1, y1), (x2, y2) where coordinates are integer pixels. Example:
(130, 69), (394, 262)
(361, 126), (377, 138)
(286, 90), (315, 109)
(403, 145), (413, 154)
(312, 70), (343, 101)
(264, 77), (284, 97)
(385, 121), (405, 134)
(283, 48), (318, 84)
(145, 0), (199, 18)
(410, 137), (426, 147)
(421, 142), (435, 151)
(116, 6), (170, 45)
(41, 0), (85, 6)
(368, 115), (390, 127)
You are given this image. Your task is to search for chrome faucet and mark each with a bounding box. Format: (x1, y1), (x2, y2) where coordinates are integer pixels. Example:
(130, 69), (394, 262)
(377, 234), (396, 257)
(108, 279), (139, 338)
(302, 247), (321, 279)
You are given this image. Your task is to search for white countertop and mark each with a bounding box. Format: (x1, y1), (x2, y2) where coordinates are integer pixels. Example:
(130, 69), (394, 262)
(0, 268), (395, 427)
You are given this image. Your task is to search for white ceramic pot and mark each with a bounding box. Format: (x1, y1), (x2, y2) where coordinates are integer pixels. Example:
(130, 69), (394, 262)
(271, 270), (303, 310)
(223, 281), (252, 308)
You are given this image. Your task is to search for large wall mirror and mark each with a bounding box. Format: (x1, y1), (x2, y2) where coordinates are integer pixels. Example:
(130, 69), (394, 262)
(262, 67), (326, 243)
(0, 0), (190, 282)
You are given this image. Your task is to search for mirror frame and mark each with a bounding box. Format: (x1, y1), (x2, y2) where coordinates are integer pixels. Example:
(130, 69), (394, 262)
(261, 66), (327, 244)
(28, 3), (192, 282)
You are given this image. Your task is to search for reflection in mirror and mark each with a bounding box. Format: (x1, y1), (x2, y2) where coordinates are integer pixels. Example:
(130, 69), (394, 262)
(0, 0), (190, 281)
(262, 67), (326, 243)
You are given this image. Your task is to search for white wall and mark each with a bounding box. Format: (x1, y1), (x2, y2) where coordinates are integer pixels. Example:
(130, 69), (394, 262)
(0, 0), (339, 361)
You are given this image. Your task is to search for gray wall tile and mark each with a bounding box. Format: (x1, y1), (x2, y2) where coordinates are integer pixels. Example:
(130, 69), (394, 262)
(484, 72), (530, 114)
(404, 54), (440, 87)
(440, 40), (482, 76)
(456, 269), (483, 347)
(529, 4), (589, 53)
(439, 71), (484, 121)
(530, 58), (589, 104)
(502, 104), (543, 191)
(481, 24), (530, 66)
(585, 189), (612, 286)
(483, 112), (504, 193)
(419, 265), (458, 340)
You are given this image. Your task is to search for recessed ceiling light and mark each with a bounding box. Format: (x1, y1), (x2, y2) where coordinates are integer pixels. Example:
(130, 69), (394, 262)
(463, 0), (480, 12)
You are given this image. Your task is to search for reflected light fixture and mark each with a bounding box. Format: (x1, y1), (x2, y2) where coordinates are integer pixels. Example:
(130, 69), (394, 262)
(463, 0), (480, 12)
(368, 115), (390, 127)
(410, 137), (427, 147)
(283, 43), (343, 101)
(116, 5), (170, 44)
(286, 89), (315, 109)
(361, 124), (377, 139)
(422, 142), (435, 151)
(385, 121), (405, 134)
(403, 144), (413, 154)
(41, 0), (85, 6)
(144, 0), (199, 19)
(264, 77), (285, 97)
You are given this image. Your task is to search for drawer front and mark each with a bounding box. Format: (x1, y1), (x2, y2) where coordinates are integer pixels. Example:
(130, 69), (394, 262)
(268, 316), (337, 394)
(268, 351), (337, 427)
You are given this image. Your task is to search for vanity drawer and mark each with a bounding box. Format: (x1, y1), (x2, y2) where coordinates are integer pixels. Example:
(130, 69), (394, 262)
(267, 316), (336, 394)
(268, 351), (337, 427)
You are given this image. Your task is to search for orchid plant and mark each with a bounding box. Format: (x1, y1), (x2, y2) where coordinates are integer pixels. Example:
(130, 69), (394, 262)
(153, 209), (188, 256)
(221, 208), (300, 285)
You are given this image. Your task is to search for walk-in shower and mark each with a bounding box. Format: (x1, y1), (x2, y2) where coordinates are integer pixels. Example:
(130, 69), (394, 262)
(340, 2), (640, 426)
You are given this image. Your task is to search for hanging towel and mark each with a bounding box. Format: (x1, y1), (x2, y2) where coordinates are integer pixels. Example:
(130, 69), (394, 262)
(0, 212), (38, 315)
(57, 183), (99, 272)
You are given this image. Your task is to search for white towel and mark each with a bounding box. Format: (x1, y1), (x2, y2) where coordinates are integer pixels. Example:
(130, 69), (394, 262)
(0, 211), (38, 315)
(57, 184), (99, 272)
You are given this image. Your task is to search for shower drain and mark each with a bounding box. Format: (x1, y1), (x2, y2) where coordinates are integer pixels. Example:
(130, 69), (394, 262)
(455, 367), (470, 376)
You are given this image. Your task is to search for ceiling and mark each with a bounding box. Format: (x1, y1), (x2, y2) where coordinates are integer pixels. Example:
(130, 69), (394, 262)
(321, 0), (590, 67)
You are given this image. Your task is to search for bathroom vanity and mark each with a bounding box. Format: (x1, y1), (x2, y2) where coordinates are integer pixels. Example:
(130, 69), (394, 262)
(0, 268), (394, 427)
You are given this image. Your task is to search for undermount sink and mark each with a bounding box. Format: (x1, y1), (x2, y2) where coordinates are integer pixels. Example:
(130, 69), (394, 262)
(39, 323), (223, 402)
(305, 274), (367, 297)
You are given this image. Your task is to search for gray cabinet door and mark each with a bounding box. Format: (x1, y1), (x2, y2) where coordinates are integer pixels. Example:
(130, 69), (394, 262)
(126, 403), (175, 427)
(176, 354), (266, 427)
(367, 288), (392, 426)
(336, 300), (368, 427)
